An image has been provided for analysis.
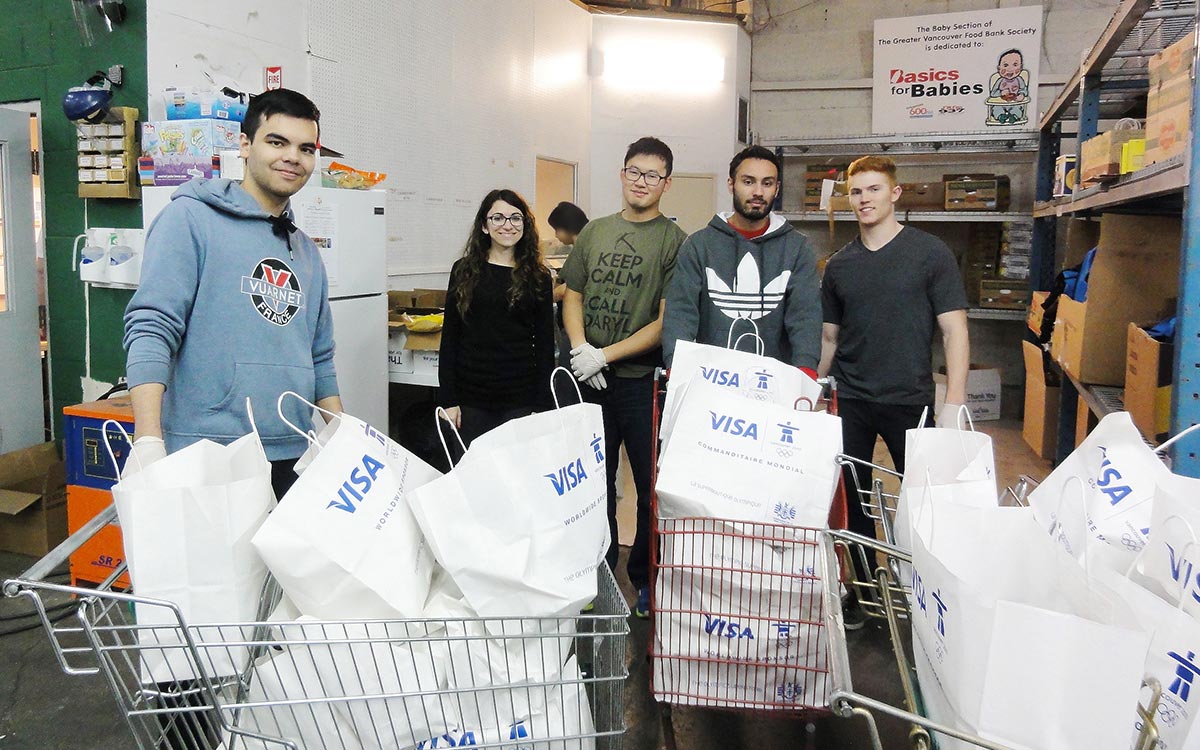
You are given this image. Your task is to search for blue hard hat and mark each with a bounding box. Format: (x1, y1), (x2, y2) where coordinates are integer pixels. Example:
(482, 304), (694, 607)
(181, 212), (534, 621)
(62, 82), (113, 123)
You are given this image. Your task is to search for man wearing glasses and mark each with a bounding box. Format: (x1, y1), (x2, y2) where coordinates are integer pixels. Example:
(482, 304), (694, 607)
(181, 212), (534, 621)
(559, 136), (686, 619)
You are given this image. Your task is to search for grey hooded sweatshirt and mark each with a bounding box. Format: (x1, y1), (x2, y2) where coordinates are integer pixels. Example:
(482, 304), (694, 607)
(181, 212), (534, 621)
(662, 212), (821, 369)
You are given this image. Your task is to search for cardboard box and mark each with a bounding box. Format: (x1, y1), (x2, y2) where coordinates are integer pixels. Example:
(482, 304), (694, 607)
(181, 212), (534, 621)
(1146, 33), (1195, 166)
(1064, 218), (1101, 269)
(1125, 323), (1173, 442)
(66, 484), (130, 588)
(139, 119), (240, 186)
(1028, 290), (1050, 336)
(1022, 341), (1061, 460)
(934, 367), (1002, 422)
(1080, 129), (1145, 184)
(1121, 138), (1146, 174)
(1050, 215), (1181, 385)
(961, 262), (997, 306)
(945, 174), (1010, 210)
(1053, 155), (1077, 197)
(979, 279), (1029, 310)
(161, 86), (248, 122)
(896, 182), (946, 210)
(1076, 394), (1095, 447)
(0, 443), (68, 557)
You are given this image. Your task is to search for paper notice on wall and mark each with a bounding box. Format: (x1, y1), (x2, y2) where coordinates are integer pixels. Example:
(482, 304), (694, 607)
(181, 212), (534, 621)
(295, 197), (339, 284)
(872, 5), (1042, 135)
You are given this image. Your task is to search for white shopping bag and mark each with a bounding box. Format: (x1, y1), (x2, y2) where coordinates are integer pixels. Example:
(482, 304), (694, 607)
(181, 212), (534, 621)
(893, 409), (998, 552)
(109, 417), (273, 684)
(224, 643), (365, 750)
(407, 394), (610, 621)
(909, 498), (1150, 750)
(661, 333), (822, 447)
(251, 394), (441, 620)
(413, 656), (596, 750)
(1093, 563), (1200, 750)
(1029, 411), (1181, 574)
(273, 618), (456, 750)
(655, 380), (842, 528)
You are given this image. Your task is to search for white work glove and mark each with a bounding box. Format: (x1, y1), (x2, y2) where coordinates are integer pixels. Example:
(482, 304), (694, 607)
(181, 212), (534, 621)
(570, 343), (607, 381)
(122, 436), (166, 478)
(584, 371), (608, 391)
(936, 403), (966, 430)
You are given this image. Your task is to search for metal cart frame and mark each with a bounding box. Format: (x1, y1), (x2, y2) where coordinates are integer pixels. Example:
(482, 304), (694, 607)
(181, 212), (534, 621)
(5, 505), (631, 750)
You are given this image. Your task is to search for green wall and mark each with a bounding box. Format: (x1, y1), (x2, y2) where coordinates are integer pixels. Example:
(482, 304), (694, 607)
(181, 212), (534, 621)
(0, 0), (147, 437)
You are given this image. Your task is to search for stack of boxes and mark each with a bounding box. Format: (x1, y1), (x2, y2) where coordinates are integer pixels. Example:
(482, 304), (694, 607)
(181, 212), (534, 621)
(803, 165), (847, 212)
(1146, 32), (1194, 166)
(961, 224), (999, 306)
(997, 220), (1033, 282)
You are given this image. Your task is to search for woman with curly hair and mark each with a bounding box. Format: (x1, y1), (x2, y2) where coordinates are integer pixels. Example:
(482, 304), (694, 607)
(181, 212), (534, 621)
(437, 188), (555, 445)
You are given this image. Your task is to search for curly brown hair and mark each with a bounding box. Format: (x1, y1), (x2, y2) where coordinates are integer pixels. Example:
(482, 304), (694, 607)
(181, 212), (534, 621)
(452, 188), (550, 318)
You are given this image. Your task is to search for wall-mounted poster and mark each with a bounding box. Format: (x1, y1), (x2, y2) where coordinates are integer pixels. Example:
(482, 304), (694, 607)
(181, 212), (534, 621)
(872, 6), (1042, 135)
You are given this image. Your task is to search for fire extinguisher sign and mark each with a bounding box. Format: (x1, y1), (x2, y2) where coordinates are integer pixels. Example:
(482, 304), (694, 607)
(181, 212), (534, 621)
(265, 67), (283, 90)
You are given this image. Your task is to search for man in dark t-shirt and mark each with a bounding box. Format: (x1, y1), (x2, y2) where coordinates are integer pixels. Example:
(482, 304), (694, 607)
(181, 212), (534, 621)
(818, 155), (970, 626)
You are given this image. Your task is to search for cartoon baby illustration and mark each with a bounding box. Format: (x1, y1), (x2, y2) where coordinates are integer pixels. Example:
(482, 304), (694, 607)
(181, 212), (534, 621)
(986, 48), (1029, 126)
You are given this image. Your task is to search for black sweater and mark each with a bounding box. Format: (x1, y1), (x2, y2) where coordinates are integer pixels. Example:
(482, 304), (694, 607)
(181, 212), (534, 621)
(438, 260), (555, 410)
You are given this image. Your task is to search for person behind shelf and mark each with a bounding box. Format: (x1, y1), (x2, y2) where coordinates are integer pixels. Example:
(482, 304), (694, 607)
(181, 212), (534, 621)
(662, 144), (821, 373)
(437, 188), (555, 447)
(559, 136), (687, 620)
(818, 155), (970, 624)
(548, 201), (590, 367)
(123, 88), (342, 500)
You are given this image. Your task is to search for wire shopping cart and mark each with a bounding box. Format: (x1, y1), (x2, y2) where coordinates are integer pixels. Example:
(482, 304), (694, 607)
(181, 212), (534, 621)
(645, 367), (849, 748)
(4, 505), (631, 750)
(825, 459), (1164, 750)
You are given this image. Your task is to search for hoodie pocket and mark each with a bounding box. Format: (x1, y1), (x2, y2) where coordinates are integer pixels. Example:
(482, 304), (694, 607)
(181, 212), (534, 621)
(207, 361), (316, 440)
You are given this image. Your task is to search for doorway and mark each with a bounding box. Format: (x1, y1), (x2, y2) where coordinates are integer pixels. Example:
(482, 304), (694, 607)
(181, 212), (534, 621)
(0, 103), (50, 450)
(535, 156), (577, 252)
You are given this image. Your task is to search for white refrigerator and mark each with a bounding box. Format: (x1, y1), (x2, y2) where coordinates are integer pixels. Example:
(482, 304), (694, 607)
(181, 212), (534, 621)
(141, 185), (389, 431)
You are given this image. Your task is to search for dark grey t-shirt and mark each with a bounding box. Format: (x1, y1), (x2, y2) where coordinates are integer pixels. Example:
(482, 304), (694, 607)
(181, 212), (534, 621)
(822, 226), (968, 404)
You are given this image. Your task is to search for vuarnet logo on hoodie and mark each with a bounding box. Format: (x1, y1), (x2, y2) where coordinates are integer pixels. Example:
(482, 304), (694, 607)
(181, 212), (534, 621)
(242, 258), (304, 326)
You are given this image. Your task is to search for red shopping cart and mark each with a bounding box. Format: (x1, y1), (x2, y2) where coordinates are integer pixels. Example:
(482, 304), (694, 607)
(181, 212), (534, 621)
(645, 366), (849, 748)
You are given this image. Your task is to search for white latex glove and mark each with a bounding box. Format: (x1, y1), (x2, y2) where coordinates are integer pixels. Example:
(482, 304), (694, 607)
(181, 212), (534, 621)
(122, 436), (166, 478)
(570, 343), (607, 381)
(584, 371), (608, 391)
(936, 403), (966, 430)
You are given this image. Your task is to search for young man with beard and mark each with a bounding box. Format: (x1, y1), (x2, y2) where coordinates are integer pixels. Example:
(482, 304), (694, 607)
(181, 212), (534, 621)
(560, 136), (687, 619)
(663, 145), (820, 373)
(124, 89), (342, 499)
(819, 155), (969, 626)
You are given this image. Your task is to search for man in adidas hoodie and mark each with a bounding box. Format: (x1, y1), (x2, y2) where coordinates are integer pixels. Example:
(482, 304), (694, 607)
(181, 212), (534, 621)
(663, 145), (821, 373)
(123, 89), (342, 497)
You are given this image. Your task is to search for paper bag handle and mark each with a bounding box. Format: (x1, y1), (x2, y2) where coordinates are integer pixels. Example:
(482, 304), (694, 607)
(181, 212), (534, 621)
(1156, 422), (1200, 456)
(1047, 475), (1089, 570)
(1126, 514), (1199, 612)
(277, 391), (340, 447)
(101, 419), (133, 476)
(550, 365), (583, 409)
(434, 406), (468, 466)
(725, 318), (764, 355)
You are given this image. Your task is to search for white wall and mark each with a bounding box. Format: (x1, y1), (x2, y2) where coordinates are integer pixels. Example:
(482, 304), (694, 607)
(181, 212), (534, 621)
(588, 15), (748, 219)
(145, 0), (309, 121)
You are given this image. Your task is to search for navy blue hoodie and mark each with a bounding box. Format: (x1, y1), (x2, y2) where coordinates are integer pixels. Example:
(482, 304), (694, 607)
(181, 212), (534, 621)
(124, 179), (338, 460)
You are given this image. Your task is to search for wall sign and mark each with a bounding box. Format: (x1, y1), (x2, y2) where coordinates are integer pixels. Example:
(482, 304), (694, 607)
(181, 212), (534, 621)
(265, 66), (283, 91)
(872, 6), (1042, 134)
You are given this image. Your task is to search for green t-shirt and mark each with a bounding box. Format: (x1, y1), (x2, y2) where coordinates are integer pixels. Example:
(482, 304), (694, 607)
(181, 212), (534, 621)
(560, 212), (685, 377)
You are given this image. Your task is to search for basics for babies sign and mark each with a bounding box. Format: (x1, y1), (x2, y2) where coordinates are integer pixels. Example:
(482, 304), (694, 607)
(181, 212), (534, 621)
(872, 6), (1042, 135)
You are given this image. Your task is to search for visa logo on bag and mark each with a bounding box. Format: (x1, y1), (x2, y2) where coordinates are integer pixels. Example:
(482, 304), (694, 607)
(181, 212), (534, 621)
(703, 614), (756, 640)
(545, 457), (588, 496)
(326, 453), (386, 513)
(709, 412), (759, 440)
(1095, 447), (1134, 506)
(414, 729), (478, 748)
(1166, 542), (1200, 606)
(700, 366), (741, 387)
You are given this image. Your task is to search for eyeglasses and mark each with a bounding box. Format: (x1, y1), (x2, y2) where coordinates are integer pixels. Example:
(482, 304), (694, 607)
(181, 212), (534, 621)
(622, 167), (665, 186)
(487, 213), (524, 227)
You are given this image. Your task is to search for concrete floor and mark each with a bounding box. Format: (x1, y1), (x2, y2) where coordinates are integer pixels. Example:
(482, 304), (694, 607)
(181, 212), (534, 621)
(0, 415), (1050, 750)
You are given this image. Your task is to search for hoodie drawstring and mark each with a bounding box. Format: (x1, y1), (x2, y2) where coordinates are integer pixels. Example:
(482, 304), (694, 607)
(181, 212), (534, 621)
(268, 211), (298, 260)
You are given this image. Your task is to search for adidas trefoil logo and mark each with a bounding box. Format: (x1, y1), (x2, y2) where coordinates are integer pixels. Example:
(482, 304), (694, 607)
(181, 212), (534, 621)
(707, 254), (789, 320)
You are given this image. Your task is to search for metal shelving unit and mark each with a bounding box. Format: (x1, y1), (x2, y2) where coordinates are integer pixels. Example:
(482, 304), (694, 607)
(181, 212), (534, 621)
(1032, 0), (1200, 473)
(782, 210), (1031, 223)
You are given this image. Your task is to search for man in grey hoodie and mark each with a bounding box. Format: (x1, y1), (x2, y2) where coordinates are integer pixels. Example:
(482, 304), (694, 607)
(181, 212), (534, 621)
(663, 145), (821, 375)
(124, 89), (342, 497)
